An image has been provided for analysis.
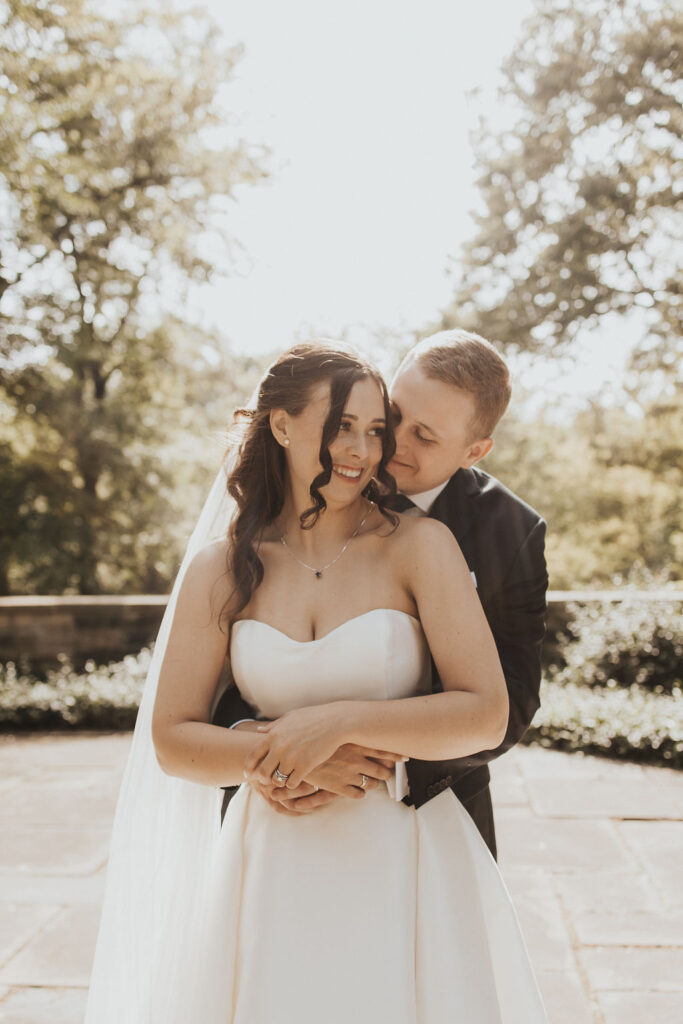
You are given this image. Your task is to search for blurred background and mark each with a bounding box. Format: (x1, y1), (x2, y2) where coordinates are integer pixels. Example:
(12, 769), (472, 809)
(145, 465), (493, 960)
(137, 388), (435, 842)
(1, 11), (680, 1015)
(1, 0), (680, 597)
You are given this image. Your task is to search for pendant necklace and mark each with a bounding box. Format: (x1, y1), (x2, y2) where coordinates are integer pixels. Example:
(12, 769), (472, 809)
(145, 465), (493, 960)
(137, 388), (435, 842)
(279, 503), (372, 579)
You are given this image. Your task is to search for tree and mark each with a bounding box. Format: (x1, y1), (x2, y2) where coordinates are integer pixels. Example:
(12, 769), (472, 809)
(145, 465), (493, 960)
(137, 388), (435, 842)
(443, 0), (682, 382)
(481, 394), (683, 588)
(0, 0), (267, 592)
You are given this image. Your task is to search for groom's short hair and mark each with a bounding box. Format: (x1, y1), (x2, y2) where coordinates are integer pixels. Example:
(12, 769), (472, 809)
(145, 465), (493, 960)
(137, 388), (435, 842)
(402, 329), (511, 441)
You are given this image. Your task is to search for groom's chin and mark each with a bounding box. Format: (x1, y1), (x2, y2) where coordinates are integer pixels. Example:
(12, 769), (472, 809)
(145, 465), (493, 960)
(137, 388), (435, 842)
(387, 460), (412, 491)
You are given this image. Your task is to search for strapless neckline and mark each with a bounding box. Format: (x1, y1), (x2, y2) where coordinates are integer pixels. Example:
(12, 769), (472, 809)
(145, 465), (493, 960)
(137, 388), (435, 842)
(231, 607), (421, 646)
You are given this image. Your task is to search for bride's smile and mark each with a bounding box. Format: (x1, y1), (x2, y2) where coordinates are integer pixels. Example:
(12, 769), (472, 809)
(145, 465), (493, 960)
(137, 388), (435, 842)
(271, 374), (387, 520)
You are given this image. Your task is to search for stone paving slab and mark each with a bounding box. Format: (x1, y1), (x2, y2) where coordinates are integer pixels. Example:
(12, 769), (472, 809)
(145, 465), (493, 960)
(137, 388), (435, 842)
(0, 825), (111, 876)
(0, 872), (104, 906)
(0, 905), (100, 988)
(553, 868), (664, 914)
(0, 770), (122, 829)
(597, 991), (683, 1024)
(0, 905), (59, 968)
(536, 970), (594, 1024)
(0, 733), (130, 770)
(501, 868), (575, 972)
(578, 946), (683, 992)
(617, 820), (683, 909)
(571, 908), (683, 947)
(526, 776), (683, 819)
(0, 986), (87, 1024)
(0, 732), (681, 1024)
(496, 808), (640, 872)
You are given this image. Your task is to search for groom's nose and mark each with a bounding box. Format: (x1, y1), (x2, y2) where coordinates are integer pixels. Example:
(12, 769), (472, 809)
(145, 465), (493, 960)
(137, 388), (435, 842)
(393, 420), (410, 454)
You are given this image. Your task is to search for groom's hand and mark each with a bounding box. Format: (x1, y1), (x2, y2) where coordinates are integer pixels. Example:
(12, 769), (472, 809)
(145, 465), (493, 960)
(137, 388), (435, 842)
(306, 744), (404, 798)
(248, 744), (405, 815)
(250, 779), (338, 816)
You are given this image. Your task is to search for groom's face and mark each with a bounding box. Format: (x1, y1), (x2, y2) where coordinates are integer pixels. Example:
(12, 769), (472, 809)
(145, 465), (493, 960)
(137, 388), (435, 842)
(388, 362), (492, 496)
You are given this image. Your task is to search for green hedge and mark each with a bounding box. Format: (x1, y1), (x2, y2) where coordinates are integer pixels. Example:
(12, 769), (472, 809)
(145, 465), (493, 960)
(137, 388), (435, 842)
(0, 650), (150, 730)
(527, 678), (682, 767)
(1, 646), (681, 768)
(552, 594), (682, 693)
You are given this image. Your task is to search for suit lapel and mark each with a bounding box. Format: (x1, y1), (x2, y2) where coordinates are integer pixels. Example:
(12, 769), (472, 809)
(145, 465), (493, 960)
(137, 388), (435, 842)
(427, 467), (481, 545)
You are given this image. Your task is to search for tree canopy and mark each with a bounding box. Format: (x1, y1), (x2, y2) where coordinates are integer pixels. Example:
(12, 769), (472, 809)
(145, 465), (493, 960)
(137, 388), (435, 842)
(0, 0), (267, 593)
(444, 0), (682, 383)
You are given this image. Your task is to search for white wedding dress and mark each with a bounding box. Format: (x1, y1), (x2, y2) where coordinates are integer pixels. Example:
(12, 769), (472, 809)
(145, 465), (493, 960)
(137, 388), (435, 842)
(171, 607), (548, 1023)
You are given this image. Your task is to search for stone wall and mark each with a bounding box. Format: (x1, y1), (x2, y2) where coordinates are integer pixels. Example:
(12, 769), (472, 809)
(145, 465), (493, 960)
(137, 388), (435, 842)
(0, 591), (676, 675)
(0, 597), (168, 673)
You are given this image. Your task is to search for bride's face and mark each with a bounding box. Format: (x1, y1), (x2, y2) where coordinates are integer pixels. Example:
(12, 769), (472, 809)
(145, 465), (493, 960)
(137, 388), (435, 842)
(279, 376), (387, 503)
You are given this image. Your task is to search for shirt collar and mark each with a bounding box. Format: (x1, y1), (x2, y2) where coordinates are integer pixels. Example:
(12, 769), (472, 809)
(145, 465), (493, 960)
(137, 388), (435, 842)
(404, 479), (450, 513)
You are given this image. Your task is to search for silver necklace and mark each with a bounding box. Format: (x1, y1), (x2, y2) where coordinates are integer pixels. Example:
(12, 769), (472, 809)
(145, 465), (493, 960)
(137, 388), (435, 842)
(279, 504), (372, 579)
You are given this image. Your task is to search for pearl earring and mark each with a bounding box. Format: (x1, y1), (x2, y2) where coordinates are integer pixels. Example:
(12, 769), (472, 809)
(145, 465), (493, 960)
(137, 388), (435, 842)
(283, 439), (290, 446)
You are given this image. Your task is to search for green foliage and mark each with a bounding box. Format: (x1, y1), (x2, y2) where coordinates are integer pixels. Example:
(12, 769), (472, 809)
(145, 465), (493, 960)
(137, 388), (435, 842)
(526, 676), (682, 767)
(550, 592), (683, 693)
(0, 648), (150, 729)
(445, 0), (682, 376)
(0, 0), (266, 594)
(482, 396), (683, 588)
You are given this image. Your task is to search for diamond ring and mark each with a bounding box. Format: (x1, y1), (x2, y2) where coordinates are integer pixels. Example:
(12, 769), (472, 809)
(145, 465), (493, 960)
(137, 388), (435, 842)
(273, 766), (292, 785)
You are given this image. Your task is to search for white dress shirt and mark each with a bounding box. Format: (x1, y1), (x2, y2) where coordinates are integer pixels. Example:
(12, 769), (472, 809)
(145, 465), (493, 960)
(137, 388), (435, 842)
(400, 479), (450, 515)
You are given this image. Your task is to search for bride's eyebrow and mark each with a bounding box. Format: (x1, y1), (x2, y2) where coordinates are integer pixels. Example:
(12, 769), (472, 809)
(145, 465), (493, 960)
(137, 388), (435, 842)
(342, 414), (386, 424)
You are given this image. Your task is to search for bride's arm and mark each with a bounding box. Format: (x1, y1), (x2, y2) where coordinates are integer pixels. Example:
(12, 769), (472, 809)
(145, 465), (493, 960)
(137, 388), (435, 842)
(151, 540), (265, 787)
(341, 517), (509, 756)
(245, 519), (509, 790)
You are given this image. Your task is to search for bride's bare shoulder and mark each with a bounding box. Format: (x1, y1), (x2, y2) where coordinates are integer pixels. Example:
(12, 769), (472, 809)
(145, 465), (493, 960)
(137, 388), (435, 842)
(386, 514), (462, 566)
(179, 538), (234, 621)
(386, 512), (455, 545)
(184, 537), (231, 579)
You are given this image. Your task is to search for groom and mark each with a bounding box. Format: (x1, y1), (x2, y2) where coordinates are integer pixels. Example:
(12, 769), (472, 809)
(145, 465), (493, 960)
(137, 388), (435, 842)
(213, 329), (548, 860)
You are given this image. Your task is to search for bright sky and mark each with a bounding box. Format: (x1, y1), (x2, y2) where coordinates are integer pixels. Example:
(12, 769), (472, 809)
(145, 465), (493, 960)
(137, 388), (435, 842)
(187, 0), (633, 407)
(193, 0), (533, 353)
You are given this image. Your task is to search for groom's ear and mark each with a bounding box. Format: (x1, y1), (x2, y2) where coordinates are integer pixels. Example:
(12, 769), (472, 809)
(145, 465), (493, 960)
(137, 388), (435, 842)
(462, 436), (493, 468)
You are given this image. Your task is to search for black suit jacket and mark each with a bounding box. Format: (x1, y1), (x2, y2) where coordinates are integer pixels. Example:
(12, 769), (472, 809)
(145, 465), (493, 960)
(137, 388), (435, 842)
(403, 466), (548, 808)
(212, 466), (548, 815)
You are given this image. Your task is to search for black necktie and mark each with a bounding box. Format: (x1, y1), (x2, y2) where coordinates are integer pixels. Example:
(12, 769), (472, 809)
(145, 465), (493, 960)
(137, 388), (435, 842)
(391, 493), (417, 513)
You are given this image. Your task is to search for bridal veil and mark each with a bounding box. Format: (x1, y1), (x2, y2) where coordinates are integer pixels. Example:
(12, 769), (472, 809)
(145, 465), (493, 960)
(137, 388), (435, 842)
(84, 458), (237, 1023)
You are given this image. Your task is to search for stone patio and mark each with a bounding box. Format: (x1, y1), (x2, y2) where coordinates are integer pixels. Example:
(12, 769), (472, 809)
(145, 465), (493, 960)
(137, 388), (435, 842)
(0, 732), (681, 1023)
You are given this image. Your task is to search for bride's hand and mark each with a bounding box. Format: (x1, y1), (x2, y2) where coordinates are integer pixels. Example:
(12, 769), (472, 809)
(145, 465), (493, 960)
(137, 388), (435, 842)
(243, 703), (348, 790)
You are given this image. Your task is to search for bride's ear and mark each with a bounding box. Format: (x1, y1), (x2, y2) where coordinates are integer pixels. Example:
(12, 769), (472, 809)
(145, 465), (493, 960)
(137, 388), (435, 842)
(269, 409), (290, 449)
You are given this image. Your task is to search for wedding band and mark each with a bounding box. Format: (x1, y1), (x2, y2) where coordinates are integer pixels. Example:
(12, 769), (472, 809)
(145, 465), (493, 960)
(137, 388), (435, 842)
(273, 766), (292, 785)
(360, 774), (368, 789)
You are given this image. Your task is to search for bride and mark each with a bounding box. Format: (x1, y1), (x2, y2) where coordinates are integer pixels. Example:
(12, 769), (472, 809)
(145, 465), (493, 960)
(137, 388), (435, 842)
(85, 341), (547, 1023)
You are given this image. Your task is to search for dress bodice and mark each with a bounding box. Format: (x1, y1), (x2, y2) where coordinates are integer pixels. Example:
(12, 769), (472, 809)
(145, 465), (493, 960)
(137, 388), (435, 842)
(230, 608), (431, 719)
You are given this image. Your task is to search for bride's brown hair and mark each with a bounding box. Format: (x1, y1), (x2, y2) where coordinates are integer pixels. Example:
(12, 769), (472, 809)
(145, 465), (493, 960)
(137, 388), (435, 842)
(223, 341), (398, 617)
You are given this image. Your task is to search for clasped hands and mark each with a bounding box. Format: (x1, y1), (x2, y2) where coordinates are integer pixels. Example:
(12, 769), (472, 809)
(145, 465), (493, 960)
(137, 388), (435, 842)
(239, 703), (407, 817)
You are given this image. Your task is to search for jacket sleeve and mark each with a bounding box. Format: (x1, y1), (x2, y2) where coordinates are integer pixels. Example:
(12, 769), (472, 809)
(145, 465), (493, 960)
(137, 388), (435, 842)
(404, 516), (548, 805)
(456, 517), (548, 771)
(211, 682), (258, 731)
